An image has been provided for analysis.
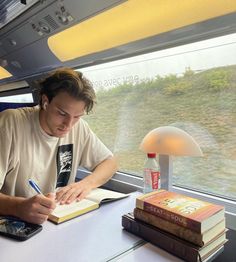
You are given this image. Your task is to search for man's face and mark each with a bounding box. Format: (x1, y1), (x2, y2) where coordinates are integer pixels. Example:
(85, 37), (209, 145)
(41, 92), (86, 137)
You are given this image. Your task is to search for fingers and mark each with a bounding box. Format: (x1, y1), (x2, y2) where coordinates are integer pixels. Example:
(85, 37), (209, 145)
(18, 195), (56, 224)
(46, 192), (56, 200)
(30, 195), (55, 215)
(55, 182), (93, 205)
(76, 190), (88, 202)
(27, 212), (49, 225)
(38, 194), (56, 210)
(62, 192), (78, 204)
(56, 185), (82, 204)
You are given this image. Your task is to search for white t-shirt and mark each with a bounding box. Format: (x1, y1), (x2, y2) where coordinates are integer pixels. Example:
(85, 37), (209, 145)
(0, 106), (113, 197)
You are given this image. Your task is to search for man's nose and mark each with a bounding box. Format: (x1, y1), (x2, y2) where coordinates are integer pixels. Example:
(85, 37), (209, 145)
(63, 116), (73, 128)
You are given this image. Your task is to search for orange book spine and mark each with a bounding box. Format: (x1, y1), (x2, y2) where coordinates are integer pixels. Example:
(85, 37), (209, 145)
(143, 201), (200, 231)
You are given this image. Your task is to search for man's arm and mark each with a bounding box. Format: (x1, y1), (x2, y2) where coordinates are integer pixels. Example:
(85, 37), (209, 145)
(56, 156), (118, 204)
(0, 192), (56, 224)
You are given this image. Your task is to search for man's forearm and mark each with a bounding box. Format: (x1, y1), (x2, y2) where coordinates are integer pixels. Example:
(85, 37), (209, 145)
(84, 156), (118, 188)
(0, 193), (24, 217)
(55, 156), (118, 204)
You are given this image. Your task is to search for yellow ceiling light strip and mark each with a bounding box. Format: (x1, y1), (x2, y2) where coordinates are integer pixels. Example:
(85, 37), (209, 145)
(0, 67), (12, 80)
(48, 0), (236, 62)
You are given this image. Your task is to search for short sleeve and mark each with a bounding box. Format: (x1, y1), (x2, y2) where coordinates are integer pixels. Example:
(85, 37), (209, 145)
(79, 125), (113, 171)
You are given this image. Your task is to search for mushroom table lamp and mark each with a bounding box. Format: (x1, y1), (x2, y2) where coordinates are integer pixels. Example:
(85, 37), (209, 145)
(140, 126), (203, 156)
(140, 126), (203, 189)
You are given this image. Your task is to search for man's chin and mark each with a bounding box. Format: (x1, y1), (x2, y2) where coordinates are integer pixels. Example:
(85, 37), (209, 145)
(56, 129), (69, 137)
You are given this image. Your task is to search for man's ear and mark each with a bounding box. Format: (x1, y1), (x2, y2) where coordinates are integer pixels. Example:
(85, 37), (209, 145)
(42, 95), (49, 110)
(43, 102), (48, 110)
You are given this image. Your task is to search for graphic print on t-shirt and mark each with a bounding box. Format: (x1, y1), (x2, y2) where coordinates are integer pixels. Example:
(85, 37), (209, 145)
(56, 144), (73, 187)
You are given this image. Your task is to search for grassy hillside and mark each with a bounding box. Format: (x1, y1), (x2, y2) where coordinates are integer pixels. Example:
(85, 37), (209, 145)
(84, 65), (236, 198)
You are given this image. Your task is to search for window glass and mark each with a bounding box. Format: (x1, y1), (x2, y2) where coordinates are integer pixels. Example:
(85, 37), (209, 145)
(0, 93), (33, 103)
(80, 33), (236, 200)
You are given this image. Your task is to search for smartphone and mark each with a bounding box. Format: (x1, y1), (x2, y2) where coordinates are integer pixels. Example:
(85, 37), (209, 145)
(0, 216), (42, 241)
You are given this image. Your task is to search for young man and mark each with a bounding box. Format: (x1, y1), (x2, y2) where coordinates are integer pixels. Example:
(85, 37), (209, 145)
(0, 68), (117, 224)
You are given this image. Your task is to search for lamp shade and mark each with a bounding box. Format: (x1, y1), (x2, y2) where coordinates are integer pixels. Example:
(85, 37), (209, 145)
(140, 126), (203, 157)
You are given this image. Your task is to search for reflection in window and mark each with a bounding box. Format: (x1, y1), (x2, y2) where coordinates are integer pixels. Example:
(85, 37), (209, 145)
(80, 33), (236, 200)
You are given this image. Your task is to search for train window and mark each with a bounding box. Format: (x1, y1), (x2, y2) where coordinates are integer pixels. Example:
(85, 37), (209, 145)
(80, 32), (236, 202)
(0, 93), (33, 103)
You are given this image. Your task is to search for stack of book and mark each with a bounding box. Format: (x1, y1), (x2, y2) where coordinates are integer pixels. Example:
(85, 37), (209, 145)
(122, 190), (227, 262)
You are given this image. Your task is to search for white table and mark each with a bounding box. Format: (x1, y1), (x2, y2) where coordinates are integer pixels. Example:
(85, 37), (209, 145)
(1, 190), (226, 262)
(0, 192), (143, 262)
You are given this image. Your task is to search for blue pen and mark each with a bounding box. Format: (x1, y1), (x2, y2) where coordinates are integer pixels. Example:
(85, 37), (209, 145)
(28, 179), (43, 194)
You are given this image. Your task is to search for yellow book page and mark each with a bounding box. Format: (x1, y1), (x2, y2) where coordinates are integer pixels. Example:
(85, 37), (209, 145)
(50, 199), (99, 223)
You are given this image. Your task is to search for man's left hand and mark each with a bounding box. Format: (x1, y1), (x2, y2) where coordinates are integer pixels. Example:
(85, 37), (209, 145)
(55, 180), (92, 205)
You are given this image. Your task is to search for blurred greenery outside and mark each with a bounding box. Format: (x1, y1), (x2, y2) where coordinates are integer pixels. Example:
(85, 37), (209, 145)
(83, 66), (236, 200)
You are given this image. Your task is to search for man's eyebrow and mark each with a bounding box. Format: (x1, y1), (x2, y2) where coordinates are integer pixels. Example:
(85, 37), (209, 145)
(74, 112), (85, 117)
(57, 107), (85, 117)
(57, 107), (68, 114)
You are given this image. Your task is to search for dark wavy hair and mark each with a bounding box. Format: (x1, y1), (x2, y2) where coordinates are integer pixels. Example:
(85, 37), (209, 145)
(39, 68), (96, 113)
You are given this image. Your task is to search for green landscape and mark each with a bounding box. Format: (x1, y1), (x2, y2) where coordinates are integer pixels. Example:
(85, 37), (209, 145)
(84, 65), (236, 199)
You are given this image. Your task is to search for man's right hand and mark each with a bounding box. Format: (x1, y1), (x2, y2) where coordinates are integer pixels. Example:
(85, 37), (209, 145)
(17, 193), (56, 224)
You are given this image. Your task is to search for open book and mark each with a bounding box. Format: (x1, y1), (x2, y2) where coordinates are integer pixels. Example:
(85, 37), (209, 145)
(48, 188), (129, 224)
